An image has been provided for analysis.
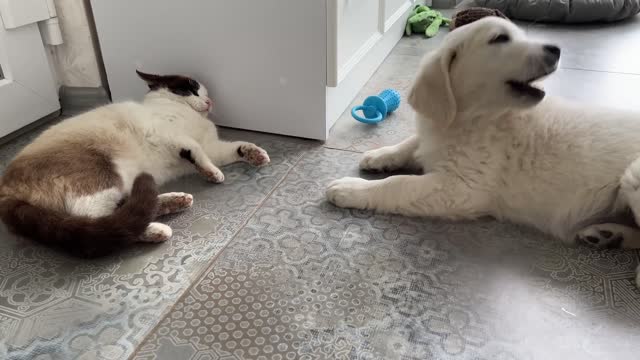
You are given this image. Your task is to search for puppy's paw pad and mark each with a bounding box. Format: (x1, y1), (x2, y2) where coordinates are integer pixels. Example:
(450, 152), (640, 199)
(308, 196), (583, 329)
(576, 226), (623, 249)
(239, 144), (270, 167)
(141, 223), (173, 243)
(326, 177), (370, 209)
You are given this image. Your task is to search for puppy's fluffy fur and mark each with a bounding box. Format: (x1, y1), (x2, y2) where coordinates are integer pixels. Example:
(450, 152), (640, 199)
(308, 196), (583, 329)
(327, 18), (640, 286)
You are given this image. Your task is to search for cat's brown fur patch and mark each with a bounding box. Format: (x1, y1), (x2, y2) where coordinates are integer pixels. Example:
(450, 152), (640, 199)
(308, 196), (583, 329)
(0, 117), (126, 212)
(0, 173), (158, 258)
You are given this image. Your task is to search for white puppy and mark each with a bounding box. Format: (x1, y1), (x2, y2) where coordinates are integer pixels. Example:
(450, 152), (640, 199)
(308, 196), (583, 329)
(326, 18), (640, 285)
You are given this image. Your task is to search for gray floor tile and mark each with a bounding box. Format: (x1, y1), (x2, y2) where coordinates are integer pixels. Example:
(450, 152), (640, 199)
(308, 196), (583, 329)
(134, 148), (640, 360)
(391, 8), (469, 58)
(393, 31), (448, 57)
(544, 68), (640, 111)
(0, 126), (316, 360)
(527, 17), (640, 74)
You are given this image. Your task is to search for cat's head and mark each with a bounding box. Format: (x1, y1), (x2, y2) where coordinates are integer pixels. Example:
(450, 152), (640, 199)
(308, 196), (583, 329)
(137, 70), (213, 115)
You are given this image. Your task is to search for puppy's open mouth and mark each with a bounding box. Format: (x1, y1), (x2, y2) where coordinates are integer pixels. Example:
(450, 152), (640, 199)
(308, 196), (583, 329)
(506, 60), (559, 101)
(506, 76), (546, 100)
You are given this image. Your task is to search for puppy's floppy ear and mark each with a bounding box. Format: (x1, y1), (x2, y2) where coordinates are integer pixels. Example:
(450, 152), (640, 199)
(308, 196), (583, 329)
(408, 47), (457, 126)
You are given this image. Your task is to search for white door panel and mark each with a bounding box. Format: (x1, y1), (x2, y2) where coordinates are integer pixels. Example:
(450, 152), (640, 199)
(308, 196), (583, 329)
(336, 0), (380, 69)
(0, 13), (59, 137)
(0, 0), (51, 29)
(0, 80), (51, 133)
(328, 0), (383, 86)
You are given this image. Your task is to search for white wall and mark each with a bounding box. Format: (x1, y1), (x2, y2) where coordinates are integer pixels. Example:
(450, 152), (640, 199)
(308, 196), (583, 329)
(46, 0), (104, 88)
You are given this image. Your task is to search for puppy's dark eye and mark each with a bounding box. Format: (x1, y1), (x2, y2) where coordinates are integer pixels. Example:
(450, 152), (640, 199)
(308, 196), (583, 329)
(489, 34), (510, 44)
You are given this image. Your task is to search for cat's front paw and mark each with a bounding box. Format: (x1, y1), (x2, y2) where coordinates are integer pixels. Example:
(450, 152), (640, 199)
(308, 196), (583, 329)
(239, 144), (270, 167)
(199, 165), (225, 183)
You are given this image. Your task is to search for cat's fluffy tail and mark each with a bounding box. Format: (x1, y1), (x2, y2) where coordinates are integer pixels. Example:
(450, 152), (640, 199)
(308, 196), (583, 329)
(0, 173), (158, 258)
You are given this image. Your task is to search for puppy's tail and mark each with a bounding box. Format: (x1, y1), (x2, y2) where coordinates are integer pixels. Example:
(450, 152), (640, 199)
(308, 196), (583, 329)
(0, 173), (158, 258)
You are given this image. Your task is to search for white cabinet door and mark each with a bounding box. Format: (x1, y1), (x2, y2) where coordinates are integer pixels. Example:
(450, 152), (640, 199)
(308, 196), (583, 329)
(327, 0), (418, 87)
(328, 0), (382, 86)
(93, 0), (328, 140)
(0, 6), (59, 137)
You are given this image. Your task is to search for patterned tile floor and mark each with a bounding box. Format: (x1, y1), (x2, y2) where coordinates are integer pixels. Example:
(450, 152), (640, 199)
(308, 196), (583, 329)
(3, 17), (640, 360)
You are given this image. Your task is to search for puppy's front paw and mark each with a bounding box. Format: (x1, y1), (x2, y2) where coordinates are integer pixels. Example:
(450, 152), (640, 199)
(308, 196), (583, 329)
(326, 177), (371, 209)
(360, 147), (402, 172)
(575, 224), (623, 249)
(239, 144), (270, 167)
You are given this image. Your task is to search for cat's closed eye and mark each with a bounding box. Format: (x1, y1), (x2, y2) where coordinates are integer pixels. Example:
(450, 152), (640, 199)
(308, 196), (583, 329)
(188, 79), (199, 96)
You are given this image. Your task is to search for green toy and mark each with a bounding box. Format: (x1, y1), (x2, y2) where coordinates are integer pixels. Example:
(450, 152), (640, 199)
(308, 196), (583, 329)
(405, 4), (451, 38)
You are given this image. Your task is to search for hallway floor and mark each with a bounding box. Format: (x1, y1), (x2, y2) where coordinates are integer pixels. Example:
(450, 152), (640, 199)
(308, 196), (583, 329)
(2, 16), (640, 360)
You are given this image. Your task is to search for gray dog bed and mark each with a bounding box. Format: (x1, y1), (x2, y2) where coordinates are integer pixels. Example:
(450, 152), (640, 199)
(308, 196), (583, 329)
(470, 0), (640, 23)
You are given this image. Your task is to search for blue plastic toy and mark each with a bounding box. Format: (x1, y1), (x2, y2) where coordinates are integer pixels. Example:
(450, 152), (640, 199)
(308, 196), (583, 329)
(351, 89), (401, 124)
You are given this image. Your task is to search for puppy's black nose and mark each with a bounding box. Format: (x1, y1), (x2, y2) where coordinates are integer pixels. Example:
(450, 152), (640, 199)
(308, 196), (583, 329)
(543, 45), (561, 58)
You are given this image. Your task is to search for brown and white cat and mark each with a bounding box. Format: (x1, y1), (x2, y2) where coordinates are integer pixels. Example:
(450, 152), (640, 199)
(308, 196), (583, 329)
(0, 71), (270, 257)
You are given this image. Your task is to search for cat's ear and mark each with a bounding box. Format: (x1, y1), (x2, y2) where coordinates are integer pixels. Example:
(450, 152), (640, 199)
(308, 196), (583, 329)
(136, 70), (164, 89)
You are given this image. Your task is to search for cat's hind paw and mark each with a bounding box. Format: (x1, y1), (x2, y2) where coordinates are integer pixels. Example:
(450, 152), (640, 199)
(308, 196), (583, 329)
(157, 192), (194, 217)
(140, 222), (172, 243)
(238, 144), (270, 167)
(198, 165), (225, 183)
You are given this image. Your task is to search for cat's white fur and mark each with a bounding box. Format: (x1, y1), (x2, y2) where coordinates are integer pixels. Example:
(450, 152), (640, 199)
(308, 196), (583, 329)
(65, 188), (122, 218)
(2, 76), (269, 249)
(70, 86), (267, 220)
